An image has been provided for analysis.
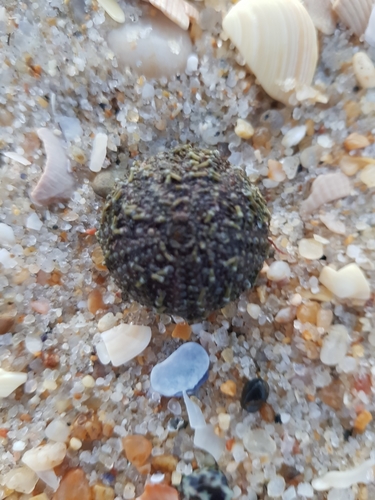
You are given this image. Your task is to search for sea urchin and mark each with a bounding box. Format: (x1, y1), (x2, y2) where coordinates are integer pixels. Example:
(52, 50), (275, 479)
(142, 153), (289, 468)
(97, 145), (270, 321)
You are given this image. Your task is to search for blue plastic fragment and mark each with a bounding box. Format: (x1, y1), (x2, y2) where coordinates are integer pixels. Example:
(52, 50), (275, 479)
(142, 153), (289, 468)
(150, 342), (210, 397)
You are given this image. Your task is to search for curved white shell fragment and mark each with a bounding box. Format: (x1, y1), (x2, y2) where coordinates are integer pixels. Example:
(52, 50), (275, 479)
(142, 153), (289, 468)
(0, 368), (27, 397)
(31, 128), (75, 206)
(302, 0), (337, 35)
(89, 132), (108, 173)
(300, 172), (351, 216)
(364, 5), (375, 46)
(312, 459), (375, 491)
(97, 0), (125, 23)
(332, 0), (374, 37)
(149, 0), (198, 30)
(222, 0), (320, 106)
(319, 263), (371, 300)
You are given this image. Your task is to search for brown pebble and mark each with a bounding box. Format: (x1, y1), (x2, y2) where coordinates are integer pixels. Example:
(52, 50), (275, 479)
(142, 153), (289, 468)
(259, 402), (275, 423)
(93, 484), (115, 500)
(151, 454), (178, 473)
(102, 422), (114, 438)
(296, 301), (319, 324)
(53, 468), (92, 500)
(88, 289), (106, 314)
(91, 246), (108, 272)
(220, 380), (237, 397)
(278, 463), (303, 486)
(70, 412), (102, 442)
(354, 410), (373, 433)
(42, 350), (60, 368)
(122, 435), (152, 467)
(171, 323), (191, 340)
(318, 379), (344, 411)
(0, 314), (15, 335)
(252, 127), (271, 149)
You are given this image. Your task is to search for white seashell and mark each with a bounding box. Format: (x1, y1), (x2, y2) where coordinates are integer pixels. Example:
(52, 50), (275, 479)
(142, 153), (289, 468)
(298, 238), (324, 260)
(107, 12), (193, 79)
(312, 459), (375, 491)
(319, 263), (371, 300)
(3, 467), (38, 494)
(2, 151), (31, 165)
(332, 0), (374, 37)
(302, 0), (337, 35)
(360, 163), (375, 187)
(22, 442), (67, 472)
(149, 0), (199, 30)
(222, 0), (320, 106)
(353, 52), (375, 89)
(89, 132), (108, 173)
(0, 368), (27, 397)
(97, 0), (125, 23)
(31, 128), (75, 206)
(365, 5), (375, 45)
(97, 323), (152, 366)
(300, 172), (351, 216)
(319, 213), (346, 235)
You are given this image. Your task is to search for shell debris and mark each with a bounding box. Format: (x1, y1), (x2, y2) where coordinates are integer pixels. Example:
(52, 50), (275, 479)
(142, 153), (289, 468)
(312, 458), (375, 491)
(89, 132), (108, 173)
(319, 263), (371, 301)
(364, 5), (375, 45)
(97, 0), (125, 23)
(300, 172), (352, 217)
(332, 0), (373, 37)
(353, 52), (375, 89)
(222, 0), (321, 106)
(31, 128), (75, 206)
(302, 0), (337, 35)
(149, 0), (199, 30)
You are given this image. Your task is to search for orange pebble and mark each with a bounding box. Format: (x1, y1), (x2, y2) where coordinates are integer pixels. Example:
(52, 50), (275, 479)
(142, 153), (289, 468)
(172, 323), (191, 341)
(220, 380), (237, 397)
(296, 301), (319, 324)
(88, 289), (106, 314)
(136, 484), (179, 500)
(354, 410), (373, 433)
(53, 469), (92, 500)
(122, 435), (152, 467)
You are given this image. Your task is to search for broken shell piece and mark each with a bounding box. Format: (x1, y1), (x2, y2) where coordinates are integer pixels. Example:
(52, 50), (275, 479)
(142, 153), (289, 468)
(107, 12), (193, 79)
(302, 0), (337, 35)
(22, 442), (67, 471)
(319, 213), (346, 235)
(97, 324), (151, 367)
(89, 133), (108, 173)
(332, 0), (373, 37)
(149, 0), (199, 30)
(360, 163), (375, 187)
(31, 128), (75, 206)
(312, 458), (375, 491)
(364, 5), (375, 46)
(353, 52), (375, 89)
(97, 0), (125, 23)
(0, 368), (27, 397)
(3, 151), (31, 166)
(298, 238), (324, 260)
(319, 263), (371, 300)
(300, 172), (351, 216)
(222, 0), (319, 106)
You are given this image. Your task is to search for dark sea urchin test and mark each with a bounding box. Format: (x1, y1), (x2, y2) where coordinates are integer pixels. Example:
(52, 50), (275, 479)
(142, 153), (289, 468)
(97, 145), (270, 321)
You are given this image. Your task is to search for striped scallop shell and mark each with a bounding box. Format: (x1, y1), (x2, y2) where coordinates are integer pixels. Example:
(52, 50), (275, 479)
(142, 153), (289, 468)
(332, 0), (374, 37)
(149, 0), (199, 30)
(222, 0), (319, 106)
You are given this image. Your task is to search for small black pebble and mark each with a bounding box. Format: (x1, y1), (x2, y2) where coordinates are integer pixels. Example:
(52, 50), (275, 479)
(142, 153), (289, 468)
(344, 428), (353, 441)
(320, 255), (327, 260)
(20, 173), (27, 180)
(353, 85), (360, 92)
(274, 414), (282, 424)
(240, 377), (269, 413)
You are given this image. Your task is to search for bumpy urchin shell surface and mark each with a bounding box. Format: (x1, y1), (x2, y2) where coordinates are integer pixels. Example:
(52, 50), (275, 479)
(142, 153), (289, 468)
(97, 145), (270, 321)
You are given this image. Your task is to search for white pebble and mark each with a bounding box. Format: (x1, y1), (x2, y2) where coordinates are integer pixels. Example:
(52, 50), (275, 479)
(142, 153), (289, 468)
(247, 303), (261, 319)
(141, 82), (155, 100)
(97, 0), (125, 23)
(69, 437), (82, 450)
(282, 486), (296, 500)
(194, 423), (226, 462)
(360, 163), (375, 187)
(319, 263), (371, 300)
(45, 419), (70, 442)
(186, 54), (199, 74)
(218, 413), (231, 431)
(353, 52), (375, 89)
(0, 248), (17, 269)
(312, 459), (375, 491)
(25, 336), (43, 354)
(243, 429), (276, 456)
(297, 483), (314, 498)
(26, 212), (43, 231)
(300, 144), (323, 169)
(281, 156), (300, 179)
(235, 118), (254, 139)
(327, 488), (355, 500)
(319, 214), (346, 235)
(0, 368), (27, 397)
(98, 323), (152, 366)
(317, 134), (334, 148)
(268, 475), (286, 497)
(281, 125), (306, 148)
(98, 312), (117, 332)
(22, 442), (67, 471)
(320, 324), (350, 366)
(82, 374), (96, 388)
(0, 223), (15, 247)
(89, 133), (108, 173)
(298, 238), (324, 260)
(267, 261), (291, 282)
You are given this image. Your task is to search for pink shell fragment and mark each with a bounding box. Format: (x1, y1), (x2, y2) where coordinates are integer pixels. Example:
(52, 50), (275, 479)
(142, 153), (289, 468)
(300, 172), (351, 216)
(31, 128), (75, 206)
